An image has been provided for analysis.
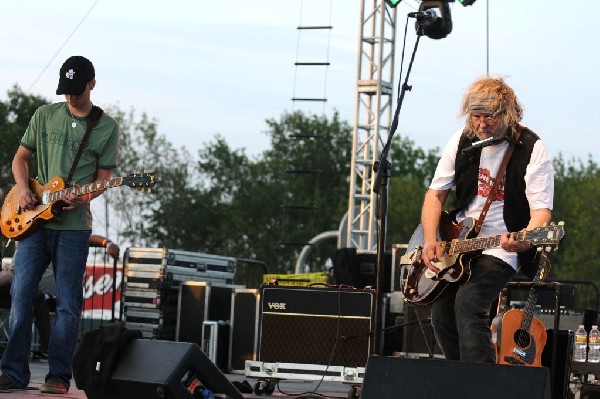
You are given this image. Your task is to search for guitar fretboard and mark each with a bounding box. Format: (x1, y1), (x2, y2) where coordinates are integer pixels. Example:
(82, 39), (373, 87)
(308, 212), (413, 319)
(448, 231), (527, 255)
(46, 177), (124, 203)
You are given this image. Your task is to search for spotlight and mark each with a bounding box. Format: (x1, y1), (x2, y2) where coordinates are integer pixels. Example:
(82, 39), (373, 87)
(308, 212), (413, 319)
(416, 0), (453, 39)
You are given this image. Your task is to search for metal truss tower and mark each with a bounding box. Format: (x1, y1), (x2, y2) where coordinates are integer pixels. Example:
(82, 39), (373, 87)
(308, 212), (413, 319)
(341, 1), (397, 253)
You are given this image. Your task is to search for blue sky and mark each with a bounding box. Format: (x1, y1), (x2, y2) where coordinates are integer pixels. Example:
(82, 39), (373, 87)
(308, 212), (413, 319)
(1, 0), (597, 164)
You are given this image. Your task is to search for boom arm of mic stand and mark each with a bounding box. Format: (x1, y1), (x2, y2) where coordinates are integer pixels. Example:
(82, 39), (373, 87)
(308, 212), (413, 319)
(371, 31), (424, 357)
(381, 318), (431, 333)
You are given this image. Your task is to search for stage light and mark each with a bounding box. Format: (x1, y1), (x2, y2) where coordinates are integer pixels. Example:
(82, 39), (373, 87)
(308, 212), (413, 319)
(416, 0), (453, 39)
(385, 0), (402, 8)
(459, 0), (477, 5)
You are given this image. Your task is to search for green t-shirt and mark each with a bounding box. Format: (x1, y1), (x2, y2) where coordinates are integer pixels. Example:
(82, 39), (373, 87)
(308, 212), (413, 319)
(20, 102), (119, 230)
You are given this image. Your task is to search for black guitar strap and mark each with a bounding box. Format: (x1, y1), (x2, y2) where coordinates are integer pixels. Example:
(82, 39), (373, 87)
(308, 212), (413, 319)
(65, 105), (104, 188)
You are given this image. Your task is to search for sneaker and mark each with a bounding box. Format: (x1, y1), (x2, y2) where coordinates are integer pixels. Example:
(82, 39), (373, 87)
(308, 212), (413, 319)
(39, 376), (68, 394)
(0, 373), (23, 390)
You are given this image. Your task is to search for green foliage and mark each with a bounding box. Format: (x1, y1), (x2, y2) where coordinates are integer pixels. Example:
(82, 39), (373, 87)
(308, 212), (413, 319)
(101, 106), (190, 248)
(549, 155), (600, 290)
(193, 111), (354, 273)
(387, 136), (440, 246)
(0, 85), (48, 190)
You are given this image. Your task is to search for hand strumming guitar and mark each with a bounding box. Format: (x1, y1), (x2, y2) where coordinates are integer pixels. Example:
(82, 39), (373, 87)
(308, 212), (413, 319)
(18, 187), (38, 211)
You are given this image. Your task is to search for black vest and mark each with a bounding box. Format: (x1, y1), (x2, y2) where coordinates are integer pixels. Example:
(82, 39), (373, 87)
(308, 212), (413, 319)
(453, 127), (540, 278)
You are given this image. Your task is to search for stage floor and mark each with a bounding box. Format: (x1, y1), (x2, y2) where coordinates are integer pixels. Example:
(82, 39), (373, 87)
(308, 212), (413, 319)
(1, 358), (355, 398)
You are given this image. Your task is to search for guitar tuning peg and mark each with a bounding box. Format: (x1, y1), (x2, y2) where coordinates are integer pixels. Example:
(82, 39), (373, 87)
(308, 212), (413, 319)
(558, 221), (565, 226)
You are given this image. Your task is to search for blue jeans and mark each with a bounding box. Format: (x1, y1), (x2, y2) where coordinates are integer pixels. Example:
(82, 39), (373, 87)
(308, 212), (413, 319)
(430, 254), (516, 363)
(0, 228), (90, 388)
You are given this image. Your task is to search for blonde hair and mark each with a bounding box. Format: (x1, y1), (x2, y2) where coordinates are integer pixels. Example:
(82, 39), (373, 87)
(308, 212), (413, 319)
(460, 76), (523, 139)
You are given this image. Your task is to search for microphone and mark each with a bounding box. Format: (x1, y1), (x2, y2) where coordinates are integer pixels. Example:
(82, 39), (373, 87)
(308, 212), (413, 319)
(408, 9), (438, 20)
(461, 136), (512, 154)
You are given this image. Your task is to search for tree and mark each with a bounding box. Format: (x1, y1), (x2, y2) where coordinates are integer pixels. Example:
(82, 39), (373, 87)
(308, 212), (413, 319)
(100, 106), (187, 248)
(0, 85), (48, 191)
(550, 156), (600, 284)
(386, 136), (440, 246)
(190, 111), (354, 273)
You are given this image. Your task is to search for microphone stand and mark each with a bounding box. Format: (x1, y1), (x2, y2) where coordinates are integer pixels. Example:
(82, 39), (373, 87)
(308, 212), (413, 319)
(371, 21), (425, 356)
(342, 318), (431, 342)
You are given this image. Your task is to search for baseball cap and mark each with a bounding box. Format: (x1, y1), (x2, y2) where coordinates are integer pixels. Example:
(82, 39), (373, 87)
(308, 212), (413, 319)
(56, 56), (95, 95)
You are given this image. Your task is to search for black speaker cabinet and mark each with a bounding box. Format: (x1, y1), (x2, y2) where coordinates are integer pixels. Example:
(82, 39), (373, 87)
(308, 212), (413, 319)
(228, 288), (260, 373)
(361, 356), (551, 399)
(85, 339), (242, 399)
(259, 285), (374, 367)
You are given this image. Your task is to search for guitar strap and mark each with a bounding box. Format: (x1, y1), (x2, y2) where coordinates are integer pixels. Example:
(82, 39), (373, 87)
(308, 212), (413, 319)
(473, 126), (523, 234)
(65, 105), (104, 187)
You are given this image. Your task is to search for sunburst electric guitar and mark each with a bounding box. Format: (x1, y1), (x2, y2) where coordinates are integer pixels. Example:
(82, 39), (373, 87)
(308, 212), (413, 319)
(1, 172), (157, 240)
(398, 212), (565, 305)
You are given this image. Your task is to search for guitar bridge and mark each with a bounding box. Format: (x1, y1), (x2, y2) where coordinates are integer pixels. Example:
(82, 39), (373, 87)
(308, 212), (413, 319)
(503, 356), (524, 365)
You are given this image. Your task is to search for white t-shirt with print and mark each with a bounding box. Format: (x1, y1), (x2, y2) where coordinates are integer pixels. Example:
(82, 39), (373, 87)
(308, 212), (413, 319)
(429, 127), (554, 270)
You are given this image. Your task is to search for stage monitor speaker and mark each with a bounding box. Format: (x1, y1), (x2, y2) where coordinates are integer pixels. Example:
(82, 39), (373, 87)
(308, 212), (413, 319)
(361, 356), (550, 399)
(85, 339), (242, 399)
(259, 285), (373, 367)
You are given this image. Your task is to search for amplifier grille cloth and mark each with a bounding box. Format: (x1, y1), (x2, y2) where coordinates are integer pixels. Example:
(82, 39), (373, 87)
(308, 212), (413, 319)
(260, 314), (370, 367)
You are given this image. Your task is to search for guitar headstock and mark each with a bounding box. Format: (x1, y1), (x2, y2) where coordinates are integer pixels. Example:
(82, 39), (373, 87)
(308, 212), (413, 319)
(123, 172), (157, 192)
(525, 221), (565, 252)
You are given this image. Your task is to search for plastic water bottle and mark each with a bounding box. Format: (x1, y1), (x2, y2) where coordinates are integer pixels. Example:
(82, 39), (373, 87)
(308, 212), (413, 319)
(588, 325), (600, 363)
(574, 324), (588, 362)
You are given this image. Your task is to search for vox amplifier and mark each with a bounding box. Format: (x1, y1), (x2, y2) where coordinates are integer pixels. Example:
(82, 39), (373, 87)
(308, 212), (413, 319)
(258, 285), (374, 367)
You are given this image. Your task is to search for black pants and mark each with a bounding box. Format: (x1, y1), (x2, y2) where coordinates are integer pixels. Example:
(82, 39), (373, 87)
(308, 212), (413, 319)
(430, 254), (515, 363)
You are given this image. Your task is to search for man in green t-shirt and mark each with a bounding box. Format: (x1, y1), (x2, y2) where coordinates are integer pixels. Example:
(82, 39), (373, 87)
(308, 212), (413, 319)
(0, 56), (118, 394)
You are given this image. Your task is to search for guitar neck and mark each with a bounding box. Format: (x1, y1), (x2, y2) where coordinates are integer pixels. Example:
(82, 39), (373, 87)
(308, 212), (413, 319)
(520, 253), (548, 331)
(447, 231), (527, 255)
(47, 177), (124, 202)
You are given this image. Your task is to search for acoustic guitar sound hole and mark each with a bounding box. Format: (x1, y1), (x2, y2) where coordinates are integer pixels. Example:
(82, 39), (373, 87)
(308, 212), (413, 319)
(513, 329), (531, 348)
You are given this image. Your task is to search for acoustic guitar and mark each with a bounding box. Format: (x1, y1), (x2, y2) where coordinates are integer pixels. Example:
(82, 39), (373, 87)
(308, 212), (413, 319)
(398, 212), (565, 305)
(1, 172), (156, 240)
(491, 249), (553, 366)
